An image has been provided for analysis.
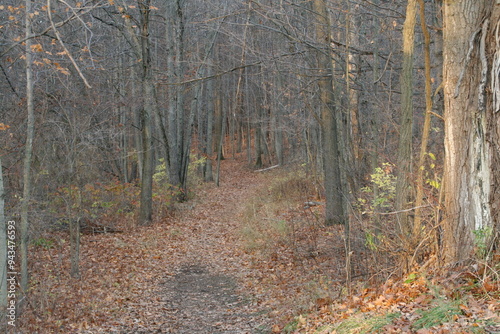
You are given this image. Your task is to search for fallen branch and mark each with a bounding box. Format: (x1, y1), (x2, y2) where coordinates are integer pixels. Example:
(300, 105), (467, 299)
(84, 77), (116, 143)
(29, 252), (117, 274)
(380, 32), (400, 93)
(255, 165), (279, 172)
(304, 201), (323, 208)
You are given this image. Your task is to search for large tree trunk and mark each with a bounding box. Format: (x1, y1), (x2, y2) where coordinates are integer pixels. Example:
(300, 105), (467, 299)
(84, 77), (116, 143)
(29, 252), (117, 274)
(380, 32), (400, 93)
(137, 1), (154, 225)
(165, 0), (186, 193)
(442, 1), (498, 264)
(413, 0), (433, 236)
(117, 1), (155, 225)
(312, 0), (346, 225)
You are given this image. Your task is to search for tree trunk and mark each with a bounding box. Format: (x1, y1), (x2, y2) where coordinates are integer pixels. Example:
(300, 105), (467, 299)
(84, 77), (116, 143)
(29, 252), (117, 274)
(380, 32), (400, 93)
(0, 155), (6, 314)
(138, 77), (154, 225)
(214, 78), (225, 162)
(413, 0), (433, 235)
(69, 217), (81, 278)
(137, 0), (154, 225)
(312, 0), (346, 225)
(215, 85), (227, 187)
(165, 0), (186, 193)
(20, 0), (35, 295)
(116, 1), (155, 225)
(205, 70), (215, 182)
(118, 55), (129, 184)
(273, 64), (285, 166)
(245, 73), (252, 163)
(131, 58), (143, 181)
(395, 0), (417, 235)
(255, 104), (263, 169)
(442, 1), (498, 264)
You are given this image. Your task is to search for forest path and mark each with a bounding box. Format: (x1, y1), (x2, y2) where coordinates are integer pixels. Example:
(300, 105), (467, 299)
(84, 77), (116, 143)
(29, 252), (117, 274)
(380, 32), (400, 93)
(23, 155), (274, 333)
(116, 155), (271, 333)
(157, 157), (271, 333)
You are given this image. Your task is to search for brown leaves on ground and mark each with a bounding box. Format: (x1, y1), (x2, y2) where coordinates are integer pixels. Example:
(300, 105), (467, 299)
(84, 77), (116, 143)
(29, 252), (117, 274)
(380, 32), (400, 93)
(20, 156), (272, 333)
(16, 155), (500, 333)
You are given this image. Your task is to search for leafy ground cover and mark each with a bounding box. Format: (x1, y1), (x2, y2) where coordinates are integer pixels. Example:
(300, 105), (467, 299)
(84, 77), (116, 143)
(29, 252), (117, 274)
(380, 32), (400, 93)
(16, 155), (500, 333)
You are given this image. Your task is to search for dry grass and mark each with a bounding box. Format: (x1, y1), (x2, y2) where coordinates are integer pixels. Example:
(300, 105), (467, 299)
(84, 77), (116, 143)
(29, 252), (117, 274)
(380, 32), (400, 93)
(239, 166), (320, 256)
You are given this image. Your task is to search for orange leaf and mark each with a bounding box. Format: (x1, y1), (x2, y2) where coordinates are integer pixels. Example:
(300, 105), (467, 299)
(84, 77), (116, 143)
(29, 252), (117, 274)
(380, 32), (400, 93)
(30, 43), (43, 52)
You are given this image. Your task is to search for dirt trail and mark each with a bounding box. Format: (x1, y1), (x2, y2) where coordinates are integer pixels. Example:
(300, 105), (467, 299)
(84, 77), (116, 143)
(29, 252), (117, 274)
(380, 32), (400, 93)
(21, 156), (272, 334)
(117, 157), (271, 333)
(158, 158), (270, 333)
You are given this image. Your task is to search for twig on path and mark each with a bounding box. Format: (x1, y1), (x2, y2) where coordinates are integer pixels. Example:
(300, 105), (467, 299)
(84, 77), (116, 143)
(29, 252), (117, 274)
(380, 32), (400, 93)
(254, 165), (279, 172)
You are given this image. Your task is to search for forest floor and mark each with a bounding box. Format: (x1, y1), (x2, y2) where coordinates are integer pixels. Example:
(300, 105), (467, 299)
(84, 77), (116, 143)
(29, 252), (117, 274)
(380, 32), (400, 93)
(16, 154), (500, 333)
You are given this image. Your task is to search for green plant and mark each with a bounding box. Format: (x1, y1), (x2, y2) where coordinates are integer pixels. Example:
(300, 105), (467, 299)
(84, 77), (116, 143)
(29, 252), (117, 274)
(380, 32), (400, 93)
(412, 299), (462, 330)
(48, 179), (142, 229)
(283, 316), (301, 333)
(473, 226), (493, 260)
(32, 237), (55, 249)
(359, 163), (396, 212)
(153, 158), (169, 185)
(423, 152), (441, 190)
(335, 312), (400, 334)
(365, 230), (382, 251)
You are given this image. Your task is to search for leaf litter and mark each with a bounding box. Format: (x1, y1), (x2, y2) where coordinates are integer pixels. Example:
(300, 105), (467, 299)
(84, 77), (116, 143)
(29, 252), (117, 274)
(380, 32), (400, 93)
(17, 154), (500, 333)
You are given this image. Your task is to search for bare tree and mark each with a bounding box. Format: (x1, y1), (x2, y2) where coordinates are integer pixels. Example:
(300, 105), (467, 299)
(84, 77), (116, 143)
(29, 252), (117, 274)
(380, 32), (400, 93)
(312, 0), (346, 225)
(0, 153), (6, 317)
(114, 0), (156, 225)
(20, 0), (35, 295)
(395, 0), (417, 236)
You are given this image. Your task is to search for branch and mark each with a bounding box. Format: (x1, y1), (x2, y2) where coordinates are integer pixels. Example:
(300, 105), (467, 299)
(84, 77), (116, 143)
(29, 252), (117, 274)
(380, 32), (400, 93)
(0, 63), (19, 96)
(375, 205), (431, 215)
(429, 111), (444, 121)
(47, 0), (91, 88)
(158, 51), (305, 86)
(0, 12), (80, 59)
(255, 165), (279, 172)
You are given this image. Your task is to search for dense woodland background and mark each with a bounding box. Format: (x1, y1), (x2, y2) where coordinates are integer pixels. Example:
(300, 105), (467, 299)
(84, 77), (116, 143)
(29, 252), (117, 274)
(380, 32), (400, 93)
(0, 0), (499, 332)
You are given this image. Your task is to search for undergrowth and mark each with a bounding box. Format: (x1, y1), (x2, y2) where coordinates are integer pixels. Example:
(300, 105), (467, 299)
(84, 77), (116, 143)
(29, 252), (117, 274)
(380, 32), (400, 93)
(239, 165), (319, 256)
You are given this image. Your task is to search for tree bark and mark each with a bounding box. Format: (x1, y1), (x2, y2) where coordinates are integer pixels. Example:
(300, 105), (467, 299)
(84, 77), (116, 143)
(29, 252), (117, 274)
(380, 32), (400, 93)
(165, 0), (186, 193)
(118, 54), (129, 184)
(442, 1), (498, 264)
(137, 0), (154, 225)
(0, 155), (6, 313)
(205, 70), (215, 182)
(312, 0), (346, 225)
(395, 0), (417, 235)
(413, 0), (433, 235)
(20, 0), (35, 295)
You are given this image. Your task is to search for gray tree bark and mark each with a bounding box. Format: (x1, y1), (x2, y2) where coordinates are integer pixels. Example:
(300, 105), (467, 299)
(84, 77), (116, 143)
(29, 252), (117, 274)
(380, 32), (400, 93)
(166, 0), (186, 193)
(117, 0), (155, 225)
(395, 0), (417, 235)
(0, 155), (6, 314)
(442, 1), (498, 264)
(312, 0), (346, 225)
(20, 0), (35, 294)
